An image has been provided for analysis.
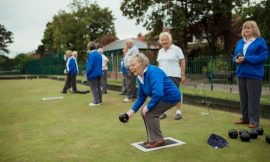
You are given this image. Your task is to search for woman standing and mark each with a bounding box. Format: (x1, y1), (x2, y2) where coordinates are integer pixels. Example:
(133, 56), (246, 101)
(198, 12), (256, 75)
(157, 32), (186, 120)
(86, 42), (102, 106)
(233, 20), (268, 128)
(126, 53), (181, 148)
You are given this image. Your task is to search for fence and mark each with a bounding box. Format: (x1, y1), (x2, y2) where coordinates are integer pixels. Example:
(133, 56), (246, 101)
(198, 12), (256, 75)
(0, 53), (269, 102)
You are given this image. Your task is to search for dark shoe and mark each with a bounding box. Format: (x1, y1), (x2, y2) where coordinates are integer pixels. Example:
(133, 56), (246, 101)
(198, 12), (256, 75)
(175, 113), (182, 120)
(61, 90), (67, 94)
(159, 113), (167, 119)
(248, 124), (257, 128)
(234, 119), (249, 124)
(146, 139), (165, 148)
(143, 140), (149, 145)
(102, 91), (107, 94)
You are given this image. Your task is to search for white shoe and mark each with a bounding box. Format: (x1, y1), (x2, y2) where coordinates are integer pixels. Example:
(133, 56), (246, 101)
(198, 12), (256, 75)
(123, 98), (134, 103)
(123, 98), (130, 102)
(89, 103), (100, 106)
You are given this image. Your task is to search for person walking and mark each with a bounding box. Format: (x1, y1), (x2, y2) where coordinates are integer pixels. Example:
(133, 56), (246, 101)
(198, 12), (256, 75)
(157, 32), (186, 120)
(86, 42), (102, 106)
(61, 50), (78, 93)
(233, 20), (268, 128)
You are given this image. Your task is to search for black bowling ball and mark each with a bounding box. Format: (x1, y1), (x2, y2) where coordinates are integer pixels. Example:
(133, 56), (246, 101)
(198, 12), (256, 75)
(228, 129), (238, 139)
(119, 112), (129, 123)
(239, 129), (249, 136)
(266, 134), (270, 144)
(256, 127), (264, 135)
(250, 129), (258, 139)
(240, 131), (250, 142)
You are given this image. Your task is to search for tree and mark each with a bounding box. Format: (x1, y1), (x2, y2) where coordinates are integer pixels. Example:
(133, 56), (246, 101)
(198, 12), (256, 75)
(120, 0), (250, 56)
(42, 0), (116, 61)
(120, 0), (209, 52)
(0, 24), (13, 53)
(239, 0), (270, 45)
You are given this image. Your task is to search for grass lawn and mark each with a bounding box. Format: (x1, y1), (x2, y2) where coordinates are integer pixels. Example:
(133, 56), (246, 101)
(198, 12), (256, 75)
(0, 79), (270, 162)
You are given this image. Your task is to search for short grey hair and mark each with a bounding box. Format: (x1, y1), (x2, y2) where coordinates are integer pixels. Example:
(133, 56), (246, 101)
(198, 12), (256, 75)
(159, 32), (172, 44)
(126, 39), (134, 44)
(130, 52), (149, 68)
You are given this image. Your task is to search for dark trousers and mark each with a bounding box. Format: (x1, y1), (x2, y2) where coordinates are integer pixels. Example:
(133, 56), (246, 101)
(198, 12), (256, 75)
(238, 78), (262, 126)
(63, 74), (77, 92)
(89, 77), (102, 104)
(126, 70), (137, 99)
(121, 74), (127, 93)
(101, 70), (108, 93)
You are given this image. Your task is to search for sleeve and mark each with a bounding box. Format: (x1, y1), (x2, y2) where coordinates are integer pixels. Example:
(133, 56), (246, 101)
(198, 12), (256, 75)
(66, 58), (70, 71)
(131, 81), (147, 112)
(244, 39), (269, 64)
(176, 46), (185, 60)
(232, 40), (242, 64)
(86, 53), (94, 75)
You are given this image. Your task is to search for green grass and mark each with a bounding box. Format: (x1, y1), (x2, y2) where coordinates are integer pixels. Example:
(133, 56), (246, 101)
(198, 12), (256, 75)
(1, 79), (270, 162)
(51, 75), (270, 105)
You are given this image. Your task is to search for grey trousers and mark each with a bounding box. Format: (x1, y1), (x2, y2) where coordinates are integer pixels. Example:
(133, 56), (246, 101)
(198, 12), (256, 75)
(121, 74), (127, 93)
(89, 77), (102, 104)
(238, 78), (262, 126)
(101, 70), (108, 92)
(141, 101), (177, 142)
(126, 70), (137, 99)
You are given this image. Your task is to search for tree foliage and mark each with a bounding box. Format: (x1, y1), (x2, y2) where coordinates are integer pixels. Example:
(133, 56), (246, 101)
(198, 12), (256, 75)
(0, 24), (13, 54)
(120, 0), (250, 56)
(239, 0), (270, 45)
(42, 0), (116, 60)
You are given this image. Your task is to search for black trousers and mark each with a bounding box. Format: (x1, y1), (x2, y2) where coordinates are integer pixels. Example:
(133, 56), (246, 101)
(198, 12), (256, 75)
(63, 74), (77, 92)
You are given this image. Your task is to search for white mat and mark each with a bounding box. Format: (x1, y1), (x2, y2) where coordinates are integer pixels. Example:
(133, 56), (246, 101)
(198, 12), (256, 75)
(131, 137), (186, 152)
(42, 96), (64, 101)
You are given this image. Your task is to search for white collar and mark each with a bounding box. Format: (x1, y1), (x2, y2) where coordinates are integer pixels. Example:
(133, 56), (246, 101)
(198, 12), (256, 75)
(138, 65), (148, 84)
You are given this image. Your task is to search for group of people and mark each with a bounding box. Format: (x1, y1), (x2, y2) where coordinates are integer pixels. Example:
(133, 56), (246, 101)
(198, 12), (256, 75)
(124, 20), (268, 148)
(61, 20), (268, 148)
(61, 42), (109, 106)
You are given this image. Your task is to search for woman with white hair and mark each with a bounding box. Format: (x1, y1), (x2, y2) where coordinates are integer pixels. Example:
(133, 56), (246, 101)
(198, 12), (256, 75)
(157, 32), (186, 120)
(233, 20), (268, 128)
(125, 52), (181, 148)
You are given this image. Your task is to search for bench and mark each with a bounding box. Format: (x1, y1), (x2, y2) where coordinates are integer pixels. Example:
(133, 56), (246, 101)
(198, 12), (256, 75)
(207, 71), (235, 83)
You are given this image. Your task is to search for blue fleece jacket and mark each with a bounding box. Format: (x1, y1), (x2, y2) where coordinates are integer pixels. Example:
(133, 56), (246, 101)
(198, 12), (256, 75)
(131, 65), (181, 113)
(66, 56), (78, 76)
(232, 37), (269, 80)
(86, 50), (102, 80)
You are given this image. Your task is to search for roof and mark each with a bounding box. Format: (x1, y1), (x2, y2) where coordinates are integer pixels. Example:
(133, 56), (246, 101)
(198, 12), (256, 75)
(103, 38), (158, 52)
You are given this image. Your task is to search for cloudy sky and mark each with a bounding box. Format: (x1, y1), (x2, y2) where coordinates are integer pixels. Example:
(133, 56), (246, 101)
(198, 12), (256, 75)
(0, 0), (148, 58)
